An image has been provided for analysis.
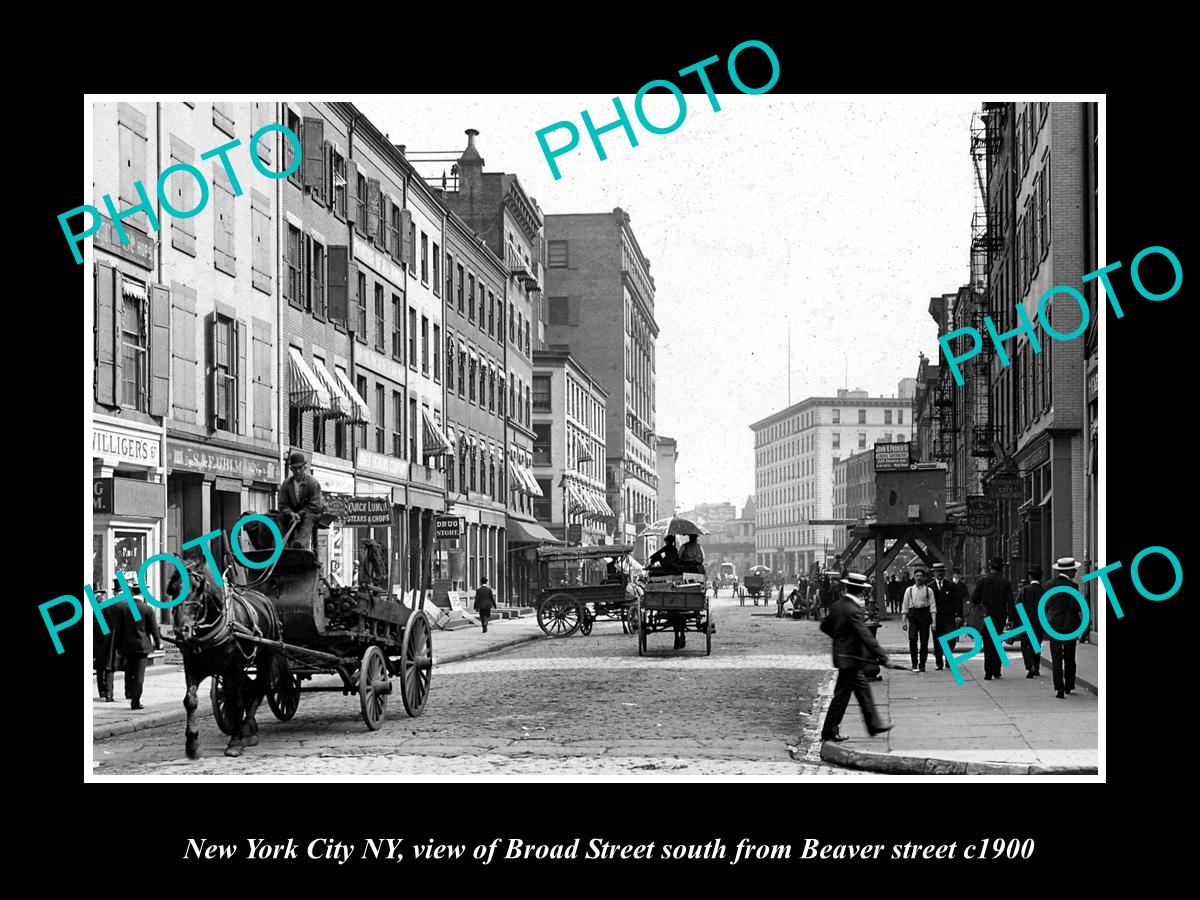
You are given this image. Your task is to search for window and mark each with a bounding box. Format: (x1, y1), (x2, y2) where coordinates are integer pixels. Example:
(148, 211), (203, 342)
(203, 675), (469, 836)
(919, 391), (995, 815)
(285, 224), (303, 308)
(533, 375), (551, 411)
(332, 149), (347, 218)
(121, 292), (149, 411)
(310, 240), (325, 318)
(432, 243), (441, 296)
(897, 409), (904, 424)
(857, 409), (866, 424)
(533, 424), (552, 465)
(445, 253), (454, 303)
(832, 432), (840, 449)
(211, 313), (240, 431)
(392, 391), (403, 458)
(408, 221), (417, 275)
(458, 344), (466, 397)
(479, 360), (487, 406)
(489, 367), (496, 411)
(356, 173), (368, 232)
(548, 240), (568, 267)
(549, 297), (569, 325)
(468, 274), (476, 322)
(456, 265), (465, 313)
(499, 375), (506, 416)
(421, 316), (429, 375)
(524, 318), (531, 356)
(356, 375), (369, 445)
(391, 295), (403, 362)
(509, 302), (515, 341)
(884, 409), (892, 425)
(356, 272), (367, 340)
(375, 384), (386, 453)
(433, 324), (441, 383)
(858, 432), (867, 450)
(883, 433), (892, 443)
(1039, 156), (1051, 258)
(409, 397), (418, 460)
(832, 409), (840, 424)
(488, 292), (495, 337)
(445, 336), (455, 390)
(374, 284), (385, 351)
(285, 108), (301, 185)
(468, 355), (477, 402)
(408, 307), (417, 369)
(390, 204), (401, 258)
(420, 232), (429, 283)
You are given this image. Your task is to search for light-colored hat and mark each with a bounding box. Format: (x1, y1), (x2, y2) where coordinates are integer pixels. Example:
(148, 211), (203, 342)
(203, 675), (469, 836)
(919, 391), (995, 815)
(840, 572), (870, 592)
(1053, 557), (1079, 572)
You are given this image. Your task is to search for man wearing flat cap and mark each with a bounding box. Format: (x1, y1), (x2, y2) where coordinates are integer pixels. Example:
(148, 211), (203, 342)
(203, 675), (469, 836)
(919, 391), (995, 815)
(972, 556), (1014, 680)
(278, 450), (325, 550)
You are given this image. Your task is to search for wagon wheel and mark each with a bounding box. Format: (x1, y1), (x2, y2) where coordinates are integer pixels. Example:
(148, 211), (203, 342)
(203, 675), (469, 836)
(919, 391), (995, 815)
(359, 645), (390, 731)
(622, 604), (639, 635)
(580, 607), (594, 637)
(537, 593), (582, 637)
(399, 610), (433, 718)
(706, 614), (713, 657)
(210, 674), (243, 736)
(265, 655), (301, 722)
(637, 605), (647, 656)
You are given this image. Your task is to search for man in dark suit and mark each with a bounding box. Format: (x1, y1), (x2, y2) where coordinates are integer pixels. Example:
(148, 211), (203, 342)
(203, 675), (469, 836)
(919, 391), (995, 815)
(929, 563), (961, 671)
(1044, 558), (1084, 698)
(474, 576), (496, 633)
(972, 556), (1013, 681)
(278, 450), (325, 549)
(1010, 566), (1047, 678)
(819, 573), (892, 742)
(111, 582), (163, 710)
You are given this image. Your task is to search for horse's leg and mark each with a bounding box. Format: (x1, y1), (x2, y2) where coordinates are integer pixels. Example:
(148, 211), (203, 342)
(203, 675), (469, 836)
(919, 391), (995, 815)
(239, 653), (270, 750)
(224, 669), (246, 757)
(183, 661), (202, 760)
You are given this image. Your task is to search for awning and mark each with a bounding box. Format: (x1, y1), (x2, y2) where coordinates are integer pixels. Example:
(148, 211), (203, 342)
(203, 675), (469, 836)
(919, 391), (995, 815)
(598, 496), (616, 517)
(309, 359), (350, 420)
(288, 347), (332, 412)
(507, 519), (562, 544)
(566, 484), (586, 513)
(584, 491), (605, 517)
(121, 279), (147, 302)
(331, 366), (371, 425)
(422, 410), (451, 456)
(445, 425), (457, 448)
(524, 465), (544, 497)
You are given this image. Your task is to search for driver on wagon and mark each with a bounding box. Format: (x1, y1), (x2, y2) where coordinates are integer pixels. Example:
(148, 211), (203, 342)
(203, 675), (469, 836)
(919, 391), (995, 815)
(278, 450), (325, 549)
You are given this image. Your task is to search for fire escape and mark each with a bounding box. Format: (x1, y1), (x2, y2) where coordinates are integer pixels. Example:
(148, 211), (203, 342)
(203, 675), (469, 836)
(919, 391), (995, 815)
(969, 107), (1002, 459)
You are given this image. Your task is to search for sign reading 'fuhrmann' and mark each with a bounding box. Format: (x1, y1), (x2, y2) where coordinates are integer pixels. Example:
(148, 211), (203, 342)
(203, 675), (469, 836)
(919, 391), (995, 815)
(535, 40), (781, 181)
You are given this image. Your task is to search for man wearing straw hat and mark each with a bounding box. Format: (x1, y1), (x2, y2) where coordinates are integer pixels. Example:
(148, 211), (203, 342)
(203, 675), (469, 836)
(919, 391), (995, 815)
(819, 572), (892, 743)
(1045, 558), (1084, 698)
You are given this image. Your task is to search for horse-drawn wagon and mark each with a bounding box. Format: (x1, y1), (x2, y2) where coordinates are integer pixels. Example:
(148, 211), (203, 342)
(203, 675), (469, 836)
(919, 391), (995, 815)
(637, 574), (713, 655)
(533, 543), (640, 637)
(741, 567), (772, 606)
(168, 515), (433, 759)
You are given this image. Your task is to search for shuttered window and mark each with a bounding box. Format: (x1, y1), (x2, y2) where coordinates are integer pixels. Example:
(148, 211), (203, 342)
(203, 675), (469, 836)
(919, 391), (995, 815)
(285, 224), (303, 308)
(251, 190), (272, 295)
(392, 295), (403, 362)
(212, 102), (235, 137)
(252, 318), (273, 440)
(433, 243), (441, 297)
(121, 291), (148, 411)
(209, 311), (245, 434)
(375, 284), (385, 351)
(168, 134), (197, 256)
(433, 324), (441, 383)
(251, 102), (273, 166)
(118, 104), (149, 234)
(170, 283), (198, 423)
(285, 108), (302, 186)
(332, 149), (347, 219)
(212, 165), (235, 276)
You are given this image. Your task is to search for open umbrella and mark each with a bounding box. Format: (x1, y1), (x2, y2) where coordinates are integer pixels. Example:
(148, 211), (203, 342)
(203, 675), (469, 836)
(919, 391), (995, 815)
(640, 515), (711, 537)
(749, 564), (772, 574)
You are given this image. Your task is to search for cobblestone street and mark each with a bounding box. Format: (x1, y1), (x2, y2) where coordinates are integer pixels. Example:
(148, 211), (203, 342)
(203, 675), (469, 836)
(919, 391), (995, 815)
(94, 594), (863, 777)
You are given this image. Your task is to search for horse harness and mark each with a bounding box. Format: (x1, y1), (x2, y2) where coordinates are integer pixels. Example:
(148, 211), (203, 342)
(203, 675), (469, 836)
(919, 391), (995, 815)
(186, 575), (282, 665)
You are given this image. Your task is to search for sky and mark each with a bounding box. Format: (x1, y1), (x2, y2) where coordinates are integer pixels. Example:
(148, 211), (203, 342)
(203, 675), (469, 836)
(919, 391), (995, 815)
(359, 95), (978, 515)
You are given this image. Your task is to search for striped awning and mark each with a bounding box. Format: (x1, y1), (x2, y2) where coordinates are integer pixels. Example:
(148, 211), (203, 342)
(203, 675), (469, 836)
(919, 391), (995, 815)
(422, 411), (451, 456)
(584, 491), (604, 516)
(597, 495), (616, 517)
(523, 465), (544, 497)
(331, 366), (370, 425)
(288, 347), (332, 412)
(566, 484), (586, 513)
(309, 359), (350, 420)
(445, 425), (457, 448)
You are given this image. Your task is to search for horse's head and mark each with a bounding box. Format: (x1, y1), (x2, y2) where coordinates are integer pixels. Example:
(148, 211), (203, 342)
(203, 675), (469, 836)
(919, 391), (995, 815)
(169, 559), (222, 645)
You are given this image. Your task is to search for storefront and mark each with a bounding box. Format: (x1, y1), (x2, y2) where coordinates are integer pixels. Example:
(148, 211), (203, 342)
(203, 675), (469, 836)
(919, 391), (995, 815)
(309, 460), (355, 585)
(92, 419), (166, 613)
(164, 439), (279, 579)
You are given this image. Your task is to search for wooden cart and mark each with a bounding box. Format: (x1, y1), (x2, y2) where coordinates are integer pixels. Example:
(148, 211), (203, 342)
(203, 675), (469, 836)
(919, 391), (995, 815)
(534, 543), (640, 637)
(209, 547), (433, 735)
(637, 576), (713, 656)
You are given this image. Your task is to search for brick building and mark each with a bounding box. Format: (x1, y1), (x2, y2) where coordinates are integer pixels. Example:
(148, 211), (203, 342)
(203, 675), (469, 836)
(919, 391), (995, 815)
(531, 350), (611, 546)
(543, 208), (660, 560)
(441, 130), (551, 604)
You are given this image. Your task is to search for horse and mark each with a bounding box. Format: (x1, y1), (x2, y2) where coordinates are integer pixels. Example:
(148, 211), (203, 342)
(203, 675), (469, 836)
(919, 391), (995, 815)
(167, 559), (282, 759)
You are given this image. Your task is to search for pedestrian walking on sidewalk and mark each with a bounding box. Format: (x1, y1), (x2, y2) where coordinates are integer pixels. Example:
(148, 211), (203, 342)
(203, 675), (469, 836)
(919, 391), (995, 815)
(1010, 566), (1046, 678)
(901, 568), (936, 672)
(111, 581), (163, 710)
(972, 557), (1014, 681)
(819, 573), (892, 743)
(1046, 559), (1083, 698)
(929, 563), (961, 671)
(93, 588), (117, 702)
(474, 576), (496, 633)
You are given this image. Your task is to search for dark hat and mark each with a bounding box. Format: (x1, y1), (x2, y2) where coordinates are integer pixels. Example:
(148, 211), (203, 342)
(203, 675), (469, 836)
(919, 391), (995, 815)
(840, 572), (870, 592)
(989, 556), (1006, 570)
(664, 535), (676, 543)
(1027, 565), (1043, 579)
(288, 450), (307, 466)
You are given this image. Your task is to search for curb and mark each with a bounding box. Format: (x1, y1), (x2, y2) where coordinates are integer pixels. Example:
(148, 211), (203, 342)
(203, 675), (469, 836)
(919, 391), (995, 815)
(819, 740), (1097, 776)
(93, 627), (546, 742)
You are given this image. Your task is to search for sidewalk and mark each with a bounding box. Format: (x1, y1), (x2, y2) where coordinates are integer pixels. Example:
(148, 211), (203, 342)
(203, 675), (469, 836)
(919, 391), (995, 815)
(820, 631), (1098, 775)
(93, 613), (545, 741)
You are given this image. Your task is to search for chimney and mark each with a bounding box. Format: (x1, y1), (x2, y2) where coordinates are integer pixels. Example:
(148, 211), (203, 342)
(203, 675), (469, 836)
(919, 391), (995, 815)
(458, 128), (484, 197)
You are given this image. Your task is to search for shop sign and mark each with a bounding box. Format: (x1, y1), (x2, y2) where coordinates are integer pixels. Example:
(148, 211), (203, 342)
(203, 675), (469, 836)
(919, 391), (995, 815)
(874, 441), (912, 471)
(328, 495), (391, 526)
(93, 478), (113, 514)
(568, 524), (583, 543)
(167, 441), (278, 483)
(435, 515), (462, 541)
(95, 214), (155, 269)
(965, 495), (997, 536)
(986, 473), (1023, 500)
(92, 425), (160, 466)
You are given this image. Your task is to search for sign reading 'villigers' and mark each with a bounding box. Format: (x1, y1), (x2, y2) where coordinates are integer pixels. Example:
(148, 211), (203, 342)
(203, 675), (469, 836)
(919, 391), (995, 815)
(873, 442), (912, 471)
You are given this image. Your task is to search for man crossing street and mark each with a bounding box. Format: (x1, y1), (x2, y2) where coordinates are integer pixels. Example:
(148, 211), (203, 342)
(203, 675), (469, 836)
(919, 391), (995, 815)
(474, 576), (497, 633)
